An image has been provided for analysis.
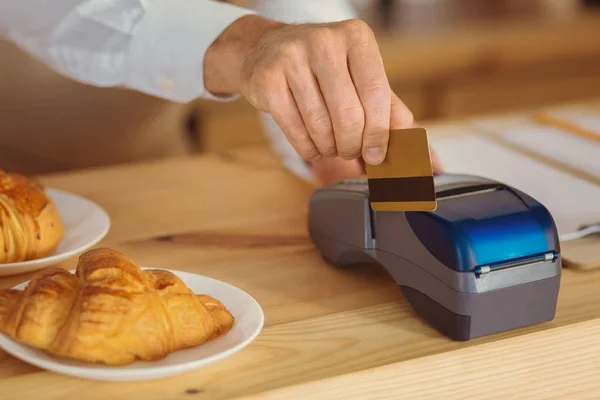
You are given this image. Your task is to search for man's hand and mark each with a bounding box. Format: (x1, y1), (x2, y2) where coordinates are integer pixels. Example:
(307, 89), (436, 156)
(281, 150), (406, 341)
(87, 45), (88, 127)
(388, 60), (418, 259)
(310, 146), (444, 186)
(308, 79), (444, 186)
(205, 15), (413, 166)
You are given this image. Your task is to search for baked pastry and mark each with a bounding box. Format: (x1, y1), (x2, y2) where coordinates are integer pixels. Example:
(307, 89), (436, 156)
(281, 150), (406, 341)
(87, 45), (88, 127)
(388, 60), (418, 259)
(0, 169), (64, 263)
(0, 248), (234, 365)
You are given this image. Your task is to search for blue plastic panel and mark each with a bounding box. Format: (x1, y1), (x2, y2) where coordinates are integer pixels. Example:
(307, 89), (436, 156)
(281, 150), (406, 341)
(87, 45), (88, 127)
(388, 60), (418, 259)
(406, 187), (558, 272)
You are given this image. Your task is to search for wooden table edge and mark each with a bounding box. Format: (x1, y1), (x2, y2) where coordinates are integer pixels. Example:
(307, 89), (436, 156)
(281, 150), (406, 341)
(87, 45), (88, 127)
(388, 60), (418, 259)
(241, 317), (600, 400)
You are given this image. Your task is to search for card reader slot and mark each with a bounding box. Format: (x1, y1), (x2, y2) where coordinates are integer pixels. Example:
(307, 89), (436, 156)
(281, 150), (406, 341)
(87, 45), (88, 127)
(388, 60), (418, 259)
(436, 183), (502, 200)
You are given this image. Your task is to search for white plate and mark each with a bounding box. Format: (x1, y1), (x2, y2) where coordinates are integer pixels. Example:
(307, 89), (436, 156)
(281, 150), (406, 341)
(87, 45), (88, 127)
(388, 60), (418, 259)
(0, 269), (264, 381)
(0, 188), (111, 276)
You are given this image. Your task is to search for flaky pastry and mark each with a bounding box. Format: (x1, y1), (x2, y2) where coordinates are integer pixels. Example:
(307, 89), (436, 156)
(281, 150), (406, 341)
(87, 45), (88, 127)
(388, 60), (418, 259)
(0, 169), (64, 263)
(0, 248), (234, 365)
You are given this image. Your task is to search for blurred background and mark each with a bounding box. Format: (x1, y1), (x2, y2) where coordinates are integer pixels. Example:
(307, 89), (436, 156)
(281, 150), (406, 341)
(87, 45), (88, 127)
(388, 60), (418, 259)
(1, 0), (600, 175)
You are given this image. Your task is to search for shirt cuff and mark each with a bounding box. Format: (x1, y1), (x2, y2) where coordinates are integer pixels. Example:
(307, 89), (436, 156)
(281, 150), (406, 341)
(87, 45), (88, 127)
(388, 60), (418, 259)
(126, 0), (255, 103)
(248, 0), (357, 24)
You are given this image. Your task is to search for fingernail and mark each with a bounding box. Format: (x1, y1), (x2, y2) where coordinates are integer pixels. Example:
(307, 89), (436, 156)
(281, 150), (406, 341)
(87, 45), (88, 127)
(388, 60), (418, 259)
(363, 147), (384, 165)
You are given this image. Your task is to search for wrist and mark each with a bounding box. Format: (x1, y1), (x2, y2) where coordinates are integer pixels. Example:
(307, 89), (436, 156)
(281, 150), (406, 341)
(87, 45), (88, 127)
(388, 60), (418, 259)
(204, 15), (285, 96)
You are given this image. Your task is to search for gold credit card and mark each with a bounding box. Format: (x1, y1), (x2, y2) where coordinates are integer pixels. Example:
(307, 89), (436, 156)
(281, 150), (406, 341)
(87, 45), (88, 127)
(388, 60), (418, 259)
(365, 127), (437, 212)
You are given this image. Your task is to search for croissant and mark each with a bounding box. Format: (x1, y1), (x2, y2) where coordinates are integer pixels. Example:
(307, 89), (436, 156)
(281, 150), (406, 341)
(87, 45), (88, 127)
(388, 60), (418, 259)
(0, 248), (234, 365)
(0, 169), (64, 263)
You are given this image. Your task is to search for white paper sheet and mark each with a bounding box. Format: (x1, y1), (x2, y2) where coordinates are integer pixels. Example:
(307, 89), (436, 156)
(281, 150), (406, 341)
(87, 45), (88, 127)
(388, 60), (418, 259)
(500, 125), (600, 179)
(572, 116), (600, 135)
(538, 109), (600, 136)
(430, 135), (600, 240)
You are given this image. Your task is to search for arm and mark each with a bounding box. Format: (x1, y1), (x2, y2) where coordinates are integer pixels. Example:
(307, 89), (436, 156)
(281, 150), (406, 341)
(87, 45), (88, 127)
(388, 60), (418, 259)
(0, 0), (254, 103)
(1, 0), (418, 182)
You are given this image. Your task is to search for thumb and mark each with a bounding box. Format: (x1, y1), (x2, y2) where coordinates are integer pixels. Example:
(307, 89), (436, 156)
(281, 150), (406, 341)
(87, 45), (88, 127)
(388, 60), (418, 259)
(390, 92), (414, 130)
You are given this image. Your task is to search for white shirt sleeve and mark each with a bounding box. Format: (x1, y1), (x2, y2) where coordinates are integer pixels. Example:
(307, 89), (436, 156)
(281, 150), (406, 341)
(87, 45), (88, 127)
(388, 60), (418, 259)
(0, 0), (255, 103)
(0, 0), (357, 181)
(248, 0), (358, 182)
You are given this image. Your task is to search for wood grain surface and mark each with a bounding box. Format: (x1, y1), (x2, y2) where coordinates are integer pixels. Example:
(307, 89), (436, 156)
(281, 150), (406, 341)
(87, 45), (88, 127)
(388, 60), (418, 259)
(244, 319), (600, 400)
(0, 103), (599, 399)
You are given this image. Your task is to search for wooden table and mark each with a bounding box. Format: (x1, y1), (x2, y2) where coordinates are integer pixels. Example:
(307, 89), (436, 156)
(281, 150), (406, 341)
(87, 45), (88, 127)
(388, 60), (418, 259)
(1, 101), (600, 399)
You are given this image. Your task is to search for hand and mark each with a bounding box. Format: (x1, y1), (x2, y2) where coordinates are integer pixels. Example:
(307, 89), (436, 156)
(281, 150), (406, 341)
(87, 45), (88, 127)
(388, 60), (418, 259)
(205, 16), (413, 166)
(309, 84), (444, 187)
(310, 143), (444, 187)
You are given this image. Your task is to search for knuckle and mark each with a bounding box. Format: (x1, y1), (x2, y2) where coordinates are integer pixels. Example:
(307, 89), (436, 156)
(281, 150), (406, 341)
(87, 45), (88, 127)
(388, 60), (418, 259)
(307, 111), (333, 136)
(363, 129), (387, 145)
(279, 39), (302, 59)
(310, 27), (340, 57)
(286, 122), (309, 142)
(344, 19), (373, 40)
(364, 83), (390, 104)
(337, 106), (365, 132)
(338, 144), (361, 160)
(306, 112), (336, 156)
(310, 26), (335, 45)
(321, 146), (338, 157)
(301, 146), (322, 161)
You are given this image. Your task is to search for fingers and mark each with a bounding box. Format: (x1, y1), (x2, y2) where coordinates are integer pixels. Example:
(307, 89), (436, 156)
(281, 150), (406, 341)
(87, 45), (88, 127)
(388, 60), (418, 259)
(239, 18), (418, 166)
(346, 21), (391, 166)
(310, 31), (365, 160)
(268, 84), (321, 161)
(287, 65), (337, 157)
(390, 92), (414, 130)
(430, 148), (444, 173)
